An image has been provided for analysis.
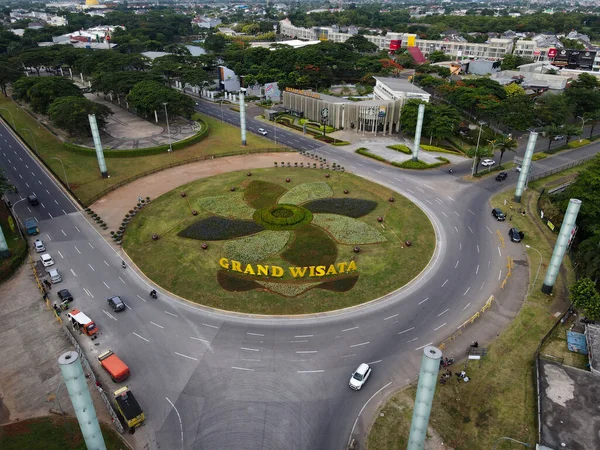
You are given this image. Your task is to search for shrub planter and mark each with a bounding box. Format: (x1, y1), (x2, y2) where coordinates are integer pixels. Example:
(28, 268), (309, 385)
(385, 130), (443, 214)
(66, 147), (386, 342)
(152, 234), (160, 241)
(181, 192), (187, 198)
(192, 210), (198, 216)
(389, 197), (395, 202)
(353, 246), (360, 253)
(247, 172), (252, 176)
(377, 216), (384, 223)
(405, 241), (412, 247)
(146, 197), (151, 202)
(325, 173), (330, 178)
(230, 187), (236, 192)
(285, 178), (291, 183)
(201, 243), (208, 250)
(344, 190), (349, 194)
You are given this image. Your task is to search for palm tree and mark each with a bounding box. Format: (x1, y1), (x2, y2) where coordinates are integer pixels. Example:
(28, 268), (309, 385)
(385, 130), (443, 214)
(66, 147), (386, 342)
(496, 135), (518, 166)
(562, 124), (581, 145)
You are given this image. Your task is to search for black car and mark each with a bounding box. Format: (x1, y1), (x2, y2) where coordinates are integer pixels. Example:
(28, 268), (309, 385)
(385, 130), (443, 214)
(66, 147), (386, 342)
(509, 227), (524, 242)
(57, 289), (73, 303)
(28, 194), (39, 206)
(495, 172), (508, 181)
(107, 295), (126, 312)
(492, 208), (506, 221)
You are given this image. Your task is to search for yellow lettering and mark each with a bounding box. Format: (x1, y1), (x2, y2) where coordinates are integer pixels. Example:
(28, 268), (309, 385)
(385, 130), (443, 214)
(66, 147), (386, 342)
(325, 265), (338, 276)
(315, 266), (326, 276)
(337, 262), (347, 273)
(244, 264), (255, 275)
(231, 260), (242, 272)
(257, 265), (269, 276)
(219, 258), (230, 269)
(271, 266), (284, 277)
(309, 266), (315, 277)
(347, 261), (357, 272)
(289, 266), (308, 278)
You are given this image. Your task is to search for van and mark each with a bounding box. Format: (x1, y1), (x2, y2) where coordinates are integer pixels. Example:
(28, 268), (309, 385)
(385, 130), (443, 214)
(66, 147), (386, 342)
(48, 268), (62, 283)
(98, 350), (130, 382)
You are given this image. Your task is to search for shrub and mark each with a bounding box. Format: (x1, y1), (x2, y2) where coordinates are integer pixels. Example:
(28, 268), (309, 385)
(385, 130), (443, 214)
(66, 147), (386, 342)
(568, 139), (590, 149)
(387, 144), (411, 154)
(317, 275), (359, 292)
(311, 213), (387, 244)
(281, 225), (337, 267)
(260, 281), (320, 297)
(221, 230), (291, 264)
(392, 157), (449, 170)
(355, 148), (386, 161)
(178, 217), (264, 241)
(421, 144), (460, 154)
(278, 182), (333, 205)
(304, 198), (378, 218)
(217, 271), (261, 292)
(331, 141), (351, 146)
(253, 204), (313, 230)
(532, 153), (548, 161)
(197, 194), (255, 219)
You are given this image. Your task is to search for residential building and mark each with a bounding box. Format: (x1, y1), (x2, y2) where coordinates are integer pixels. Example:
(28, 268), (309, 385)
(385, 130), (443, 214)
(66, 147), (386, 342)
(192, 16), (221, 29)
(373, 77), (431, 103)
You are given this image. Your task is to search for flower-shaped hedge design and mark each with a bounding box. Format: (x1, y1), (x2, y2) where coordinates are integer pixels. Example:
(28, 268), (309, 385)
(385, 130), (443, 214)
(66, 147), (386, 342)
(177, 180), (386, 296)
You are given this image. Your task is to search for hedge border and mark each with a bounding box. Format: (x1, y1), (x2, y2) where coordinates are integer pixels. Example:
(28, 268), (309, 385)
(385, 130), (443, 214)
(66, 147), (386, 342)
(355, 148), (386, 161)
(387, 144), (411, 154)
(392, 157), (449, 170)
(63, 117), (209, 157)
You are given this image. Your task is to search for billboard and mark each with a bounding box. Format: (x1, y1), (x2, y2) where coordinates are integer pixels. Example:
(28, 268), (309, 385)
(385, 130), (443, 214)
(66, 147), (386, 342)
(407, 35), (416, 47)
(547, 47), (557, 58)
(389, 39), (401, 51)
(552, 49), (597, 70)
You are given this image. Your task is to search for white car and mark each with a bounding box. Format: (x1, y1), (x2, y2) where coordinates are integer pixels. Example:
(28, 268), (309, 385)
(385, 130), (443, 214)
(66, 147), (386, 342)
(258, 128), (268, 136)
(349, 363), (372, 390)
(481, 159), (495, 167)
(34, 239), (45, 253)
(40, 253), (54, 267)
(553, 135), (565, 141)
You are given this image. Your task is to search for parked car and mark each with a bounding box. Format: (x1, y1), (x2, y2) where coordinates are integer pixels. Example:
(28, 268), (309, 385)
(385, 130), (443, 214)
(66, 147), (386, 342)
(258, 128), (268, 136)
(40, 253), (54, 267)
(495, 172), (508, 181)
(34, 239), (45, 253)
(28, 194), (39, 206)
(509, 227), (524, 242)
(48, 268), (61, 283)
(492, 208), (506, 221)
(481, 159), (495, 167)
(57, 289), (73, 303)
(515, 165), (522, 172)
(349, 363), (372, 390)
(107, 295), (126, 312)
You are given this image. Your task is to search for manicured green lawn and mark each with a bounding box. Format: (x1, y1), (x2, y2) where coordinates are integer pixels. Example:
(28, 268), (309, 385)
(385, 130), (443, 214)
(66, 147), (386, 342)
(123, 169), (435, 315)
(0, 416), (126, 450)
(0, 96), (282, 206)
(367, 182), (576, 450)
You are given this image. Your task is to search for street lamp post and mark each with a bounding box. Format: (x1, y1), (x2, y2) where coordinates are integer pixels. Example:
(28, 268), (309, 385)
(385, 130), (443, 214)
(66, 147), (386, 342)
(491, 437), (532, 450)
(471, 121), (485, 176)
(50, 156), (70, 190)
(10, 197), (27, 239)
(525, 245), (543, 295)
(163, 102), (173, 153)
(220, 100), (224, 123)
(19, 127), (39, 154)
(577, 115), (590, 142)
(0, 107), (16, 129)
(273, 118), (277, 146)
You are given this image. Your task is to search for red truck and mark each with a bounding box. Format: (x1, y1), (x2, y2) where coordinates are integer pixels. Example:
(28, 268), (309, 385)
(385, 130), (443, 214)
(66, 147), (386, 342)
(98, 350), (130, 382)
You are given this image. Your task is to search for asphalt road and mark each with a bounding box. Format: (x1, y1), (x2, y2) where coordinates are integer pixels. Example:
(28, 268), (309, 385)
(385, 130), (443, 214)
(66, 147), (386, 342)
(1, 109), (598, 450)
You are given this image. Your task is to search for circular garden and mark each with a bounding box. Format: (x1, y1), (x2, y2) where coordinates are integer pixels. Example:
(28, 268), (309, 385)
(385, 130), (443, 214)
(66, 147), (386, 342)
(123, 168), (435, 315)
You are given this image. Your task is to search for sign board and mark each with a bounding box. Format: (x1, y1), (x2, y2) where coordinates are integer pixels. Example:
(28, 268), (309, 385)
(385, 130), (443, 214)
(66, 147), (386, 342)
(407, 35), (416, 47)
(548, 47), (557, 58)
(321, 108), (329, 119)
(389, 40), (401, 51)
(7, 216), (15, 232)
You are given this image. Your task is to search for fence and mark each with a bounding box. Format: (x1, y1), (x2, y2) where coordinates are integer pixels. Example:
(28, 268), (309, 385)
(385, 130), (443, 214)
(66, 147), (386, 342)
(439, 295), (495, 350)
(529, 154), (597, 182)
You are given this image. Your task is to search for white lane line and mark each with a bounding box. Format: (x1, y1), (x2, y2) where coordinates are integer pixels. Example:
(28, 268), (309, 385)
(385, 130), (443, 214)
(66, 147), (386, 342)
(415, 342), (433, 350)
(438, 309), (449, 317)
(454, 226), (459, 233)
(476, 265), (479, 275)
(297, 370), (324, 373)
(57, 250), (64, 259)
(384, 314), (398, 321)
(350, 341), (370, 348)
(175, 352), (198, 361)
(447, 196), (455, 201)
(103, 310), (117, 321)
(119, 276), (126, 284)
(48, 213), (53, 219)
(103, 281), (110, 289)
(38, 180), (42, 185)
(165, 397), (184, 446)
(26, 207), (31, 213)
(399, 327), (414, 335)
(462, 303), (471, 311)
(104, 260), (109, 266)
(190, 337), (209, 344)
(246, 332), (265, 336)
(441, 279), (448, 287)
(367, 360), (382, 365)
(486, 226), (493, 234)
(341, 354), (356, 358)
(481, 281), (486, 290)
(62, 209), (67, 215)
(342, 326), (359, 332)
(498, 247), (502, 257)
(394, 177), (403, 183)
(136, 294), (147, 303)
(88, 242), (94, 249)
(425, 199), (433, 205)
(455, 260), (460, 268)
(133, 332), (149, 342)
(347, 381), (393, 449)
(441, 212), (448, 218)
(165, 311), (178, 317)
(54, 200), (59, 205)
(296, 350), (317, 354)
(295, 334), (313, 338)
(75, 226), (80, 232)
(498, 270), (502, 281)
(468, 226), (474, 234)
(125, 303), (131, 310)
(241, 358), (261, 362)
(25, 182), (29, 188)
(61, 229), (67, 236)
(203, 323), (219, 329)
(18, 173), (22, 179)
(88, 263), (95, 271)
(407, 337), (419, 343)
(46, 189), (50, 194)
(460, 242), (462, 250)
(41, 203), (45, 209)
(406, 188), (414, 194)
(434, 323), (446, 331)
(419, 297), (429, 305)
(70, 269), (77, 277)
(151, 321), (164, 329)
(25, 164), (29, 169)
(289, 340), (308, 343)
(424, 184), (435, 190)
(83, 288), (94, 298)
(477, 245), (480, 253)
(463, 287), (471, 296)
(241, 347), (260, 352)
(454, 210), (460, 217)
(232, 366), (254, 371)
(468, 209), (475, 215)
(46, 234), (52, 241)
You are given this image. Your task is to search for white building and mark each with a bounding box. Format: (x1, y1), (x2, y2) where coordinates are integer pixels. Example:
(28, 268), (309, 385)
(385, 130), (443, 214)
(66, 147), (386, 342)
(373, 77), (431, 103)
(193, 16), (222, 29)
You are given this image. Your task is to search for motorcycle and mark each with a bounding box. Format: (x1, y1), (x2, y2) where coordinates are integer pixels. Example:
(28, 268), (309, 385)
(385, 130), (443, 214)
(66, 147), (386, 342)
(149, 290), (157, 299)
(440, 357), (455, 368)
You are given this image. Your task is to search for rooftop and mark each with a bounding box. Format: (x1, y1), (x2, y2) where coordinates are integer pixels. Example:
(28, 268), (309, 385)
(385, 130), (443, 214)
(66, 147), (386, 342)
(373, 77), (430, 96)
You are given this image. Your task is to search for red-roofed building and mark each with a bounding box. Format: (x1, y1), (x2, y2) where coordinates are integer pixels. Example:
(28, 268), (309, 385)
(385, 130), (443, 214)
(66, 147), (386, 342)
(407, 46), (427, 64)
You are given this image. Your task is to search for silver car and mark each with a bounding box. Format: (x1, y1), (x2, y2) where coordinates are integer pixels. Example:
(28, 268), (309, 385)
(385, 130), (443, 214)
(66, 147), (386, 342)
(349, 363), (372, 390)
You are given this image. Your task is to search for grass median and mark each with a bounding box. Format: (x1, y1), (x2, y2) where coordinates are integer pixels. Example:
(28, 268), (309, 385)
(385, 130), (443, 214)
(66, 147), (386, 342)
(0, 96), (281, 206)
(367, 173), (580, 449)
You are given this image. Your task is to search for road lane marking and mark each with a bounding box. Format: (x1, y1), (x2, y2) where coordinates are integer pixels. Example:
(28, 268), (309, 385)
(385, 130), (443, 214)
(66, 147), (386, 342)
(498, 270), (502, 280)
(441, 212), (448, 218)
(104, 260), (109, 266)
(62, 209), (67, 215)
(38, 180), (42, 185)
(424, 184), (435, 190)
(70, 269), (77, 277)
(88, 242), (94, 249)
(57, 250), (64, 259)
(460, 242), (462, 250)
(232, 366), (254, 371)
(290, 340), (309, 343)
(75, 226), (80, 232)
(384, 314), (398, 321)
(295, 334), (313, 338)
(46, 234), (52, 241)
(74, 246), (81, 254)
(190, 337), (209, 344)
(454, 226), (459, 233)
(133, 332), (149, 342)
(476, 265), (479, 275)
(246, 332), (264, 336)
(241, 358), (260, 362)
(486, 226), (493, 234)
(203, 323), (219, 329)
(481, 281), (486, 290)
(296, 350), (317, 354)
(83, 288), (94, 298)
(46, 189), (50, 194)
(406, 188), (414, 194)
(25, 182), (29, 188)
(415, 342), (433, 350)
(347, 381), (393, 449)
(468, 226), (474, 234)
(454, 211), (460, 217)
(241, 347), (260, 352)
(464, 286), (471, 296)
(119, 276), (126, 284)
(61, 229), (66, 236)
(48, 212), (53, 219)
(468, 209), (475, 215)
(165, 397), (184, 446)
(399, 327), (414, 335)
(151, 322), (164, 329)
(438, 309), (449, 317)
(175, 352), (198, 361)
(455, 260), (460, 268)
(462, 303), (471, 311)
(441, 279), (448, 287)
(447, 196), (455, 201)
(88, 263), (95, 272)
(367, 360), (382, 365)
(477, 245), (480, 253)
(103, 281), (110, 289)
(103, 310), (117, 321)
(419, 297), (429, 305)
(350, 341), (370, 348)
(165, 311), (178, 317)
(136, 294), (147, 303)
(434, 323), (446, 331)
(342, 326), (359, 332)
(297, 370), (324, 373)
(54, 200), (59, 205)
(407, 337), (419, 343)
(498, 247), (502, 257)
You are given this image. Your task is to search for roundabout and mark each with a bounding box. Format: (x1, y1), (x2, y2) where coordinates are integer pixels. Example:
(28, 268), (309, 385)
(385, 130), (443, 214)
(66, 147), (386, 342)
(123, 168), (435, 314)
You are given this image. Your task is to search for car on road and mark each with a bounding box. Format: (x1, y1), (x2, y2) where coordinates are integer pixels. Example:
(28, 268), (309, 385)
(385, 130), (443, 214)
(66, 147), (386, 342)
(553, 135), (565, 141)
(515, 165), (522, 172)
(107, 295), (126, 312)
(481, 159), (495, 167)
(58, 289), (73, 303)
(495, 172), (508, 181)
(349, 363), (372, 390)
(40, 253), (54, 267)
(509, 227), (524, 242)
(492, 208), (506, 221)
(28, 194), (39, 206)
(48, 268), (61, 283)
(34, 239), (45, 253)
(258, 128), (268, 136)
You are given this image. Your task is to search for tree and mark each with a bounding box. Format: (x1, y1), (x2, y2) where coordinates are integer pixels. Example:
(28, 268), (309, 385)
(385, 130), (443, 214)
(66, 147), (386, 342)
(497, 95), (535, 131)
(564, 88), (600, 117)
(542, 124), (564, 151)
(559, 38), (585, 50)
(428, 50), (451, 63)
(584, 110), (600, 139)
(560, 155), (600, 235)
(535, 93), (571, 127)
(501, 54), (534, 71)
(575, 234), (600, 286)
(0, 59), (23, 96)
(504, 82), (526, 97)
(0, 167), (15, 194)
(48, 96), (112, 136)
(344, 35), (378, 53)
(126, 80), (194, 118)
(496, 135), (518, 166)
(570, 278), (600, 320)
(562, 124), (581, 144)
(400, 100), (430, 135)
(204, 32), (226, 53)
(569, 73), (600, 90)
(27, 77), (82, 114)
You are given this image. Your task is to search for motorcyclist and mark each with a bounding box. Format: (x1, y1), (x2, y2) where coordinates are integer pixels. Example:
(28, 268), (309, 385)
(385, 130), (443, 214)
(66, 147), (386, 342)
(150, 289), (157, 298)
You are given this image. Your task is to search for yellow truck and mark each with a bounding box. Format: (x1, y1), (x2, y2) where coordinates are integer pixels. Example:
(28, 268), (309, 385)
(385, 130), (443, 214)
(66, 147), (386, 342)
(113, 386), (145, 429)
